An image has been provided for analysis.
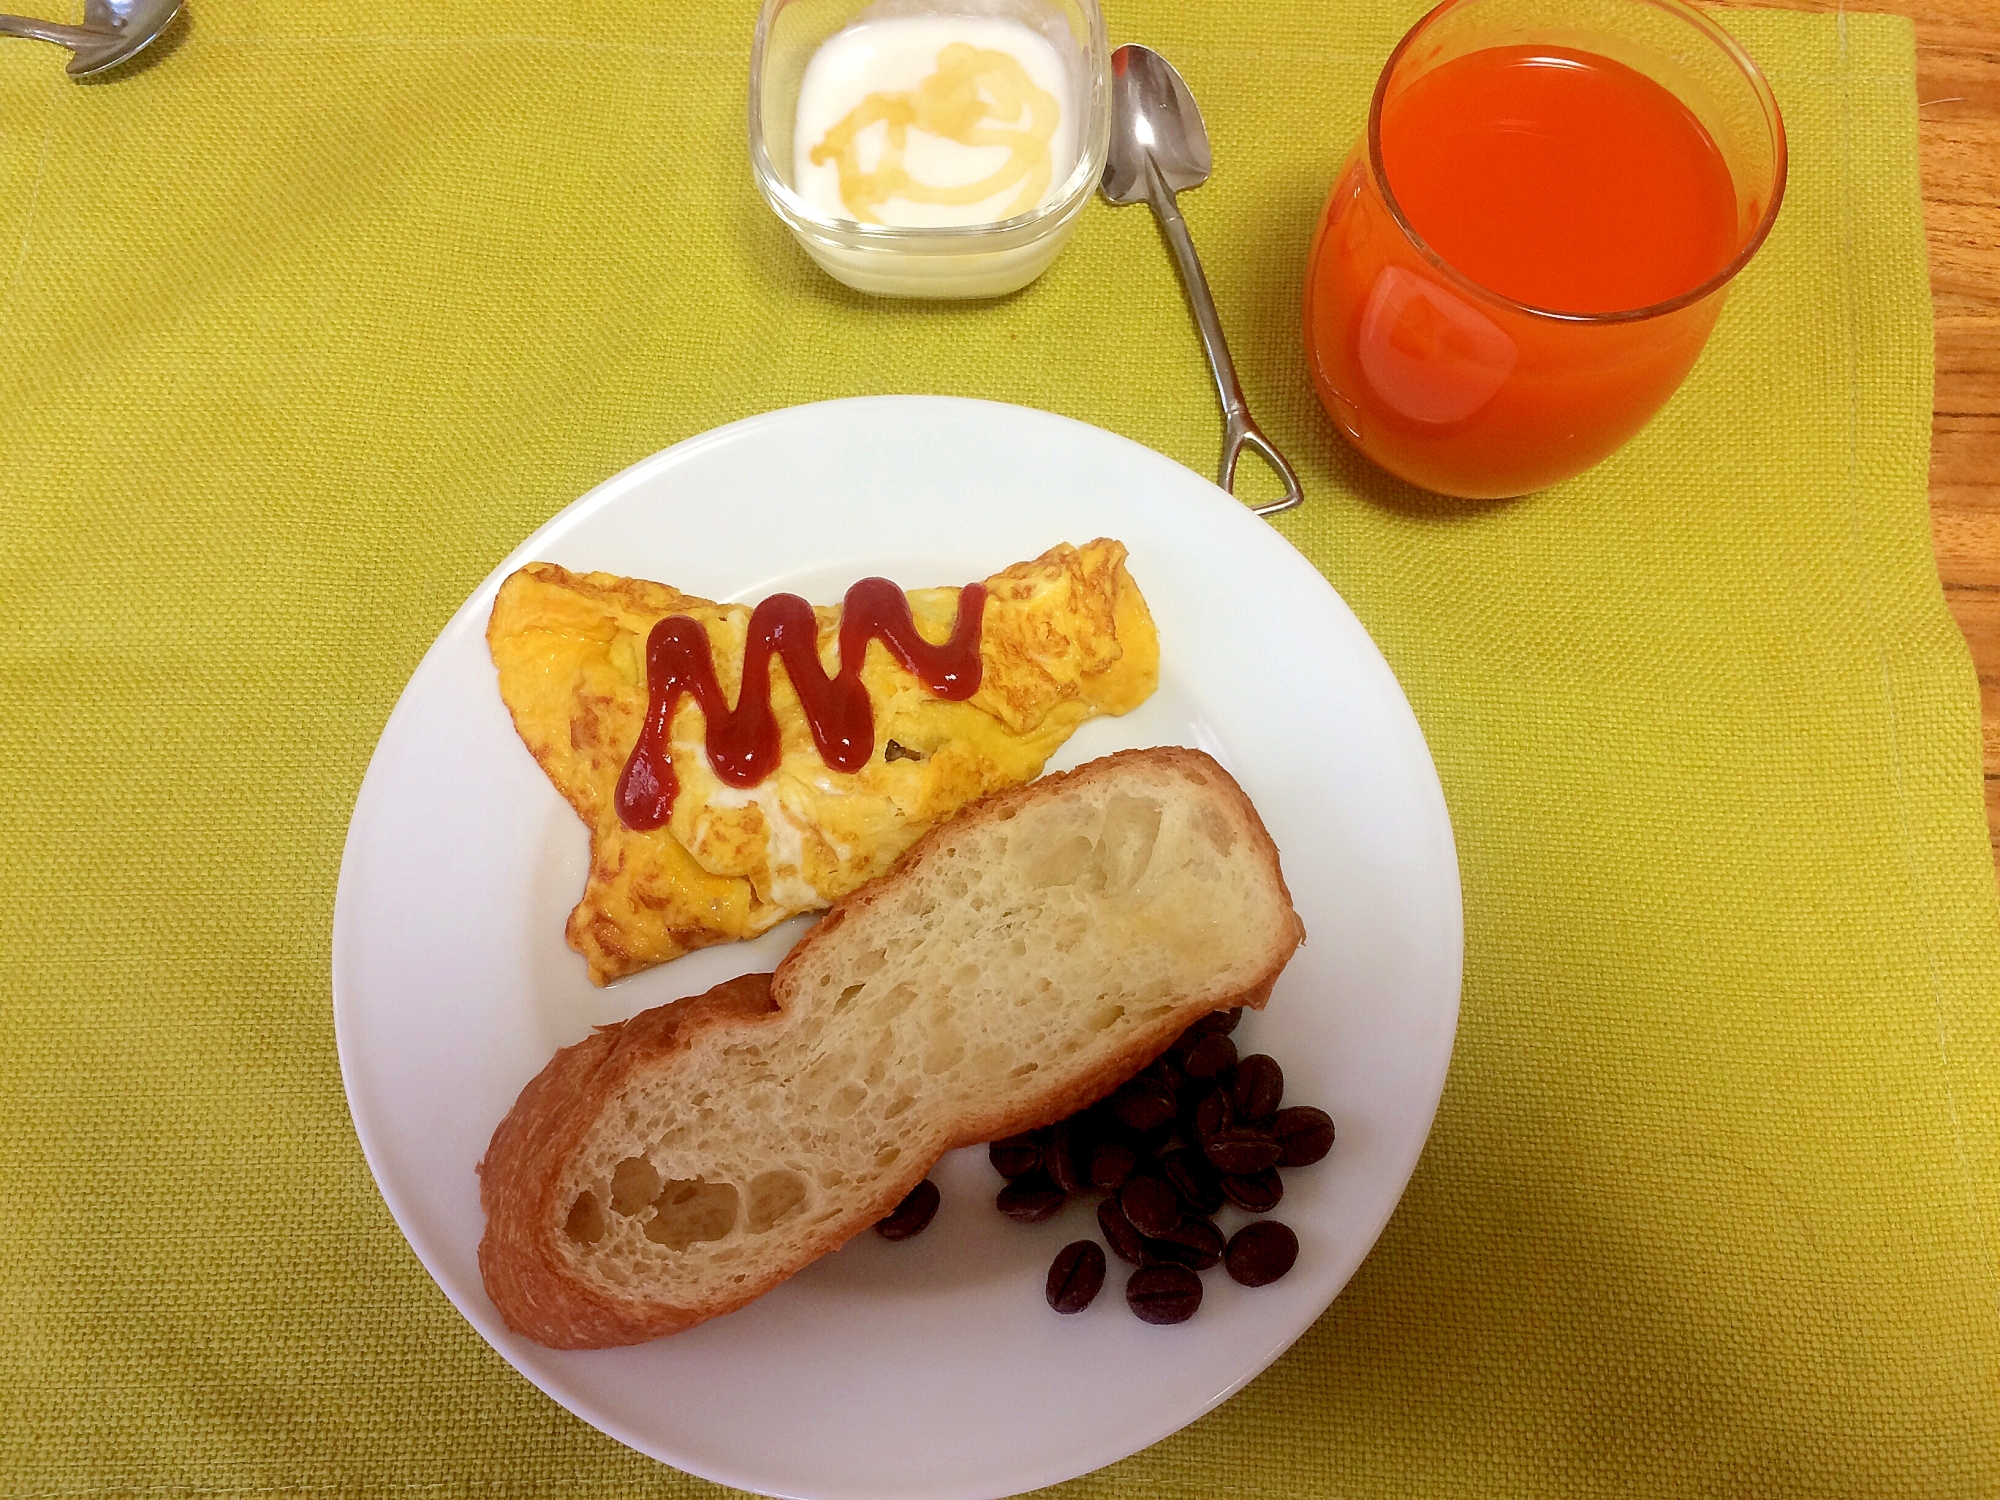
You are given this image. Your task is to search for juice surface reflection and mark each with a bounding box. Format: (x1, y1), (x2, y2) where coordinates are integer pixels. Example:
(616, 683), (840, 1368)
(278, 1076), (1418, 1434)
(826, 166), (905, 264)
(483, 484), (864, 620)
(1306, 44), (1752, 498)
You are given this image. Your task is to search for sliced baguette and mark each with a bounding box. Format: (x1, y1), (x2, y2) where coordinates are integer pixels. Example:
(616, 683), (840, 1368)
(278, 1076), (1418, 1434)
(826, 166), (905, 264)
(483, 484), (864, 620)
(478, 747), (1304, 1347)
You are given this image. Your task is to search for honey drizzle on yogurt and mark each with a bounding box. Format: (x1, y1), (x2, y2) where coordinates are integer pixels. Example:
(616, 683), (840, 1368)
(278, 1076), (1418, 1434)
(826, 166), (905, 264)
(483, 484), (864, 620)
(808, 42), (1060, 222)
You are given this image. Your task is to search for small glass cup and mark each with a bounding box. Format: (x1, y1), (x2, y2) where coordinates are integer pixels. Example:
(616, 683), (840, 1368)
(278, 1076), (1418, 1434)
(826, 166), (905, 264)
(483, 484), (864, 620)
(750, 0), (1110, 299)
(1303, 0), (1787, 499)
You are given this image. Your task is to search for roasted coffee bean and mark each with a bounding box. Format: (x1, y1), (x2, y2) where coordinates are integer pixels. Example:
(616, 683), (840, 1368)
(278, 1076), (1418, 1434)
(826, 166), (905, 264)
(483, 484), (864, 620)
(988, 1133), (1043, 1180)
(1111, 1076), (1178, 1134)
(1231, 1055), (1284, 1121)
(1105, 1093), (1174, 1151)
(1225, 1220), (1299, 1286)
(1089, 1137), (1138, 1194)
(876, 1179), (941, 1240)
(997, 1172), (1067, 1223)
(1132, 1120), (1177, 1158)
(1097, 1196), (1149, 1265)
(1220, 1167), (1284, 1213)
(1158, 1145), (1226, 1216)
(1204, 1126), (1281, 1176)
(1120, 1174), (1182, 1238)
(1173, 1082), (1205, 1138)
(1181, 1033), (1239, 1082)
(1145, 1215), (1225, 1272)
(1043, 1122), (1090, 1195)
(1065, 1108), (1106, 1154)
(1193, 1088), (1233, 1143)
(1271, 1106), (1335, 1167)
(1186, 1006), (1244, 1040)
(1081, 1100), (1132, 1151)
(1143, 1052), (1187, 1100)
(1103, 1113), (1171, 1165)
(1126, 1263), (1204, 1324)
(1046, 1239), (1107, 1314)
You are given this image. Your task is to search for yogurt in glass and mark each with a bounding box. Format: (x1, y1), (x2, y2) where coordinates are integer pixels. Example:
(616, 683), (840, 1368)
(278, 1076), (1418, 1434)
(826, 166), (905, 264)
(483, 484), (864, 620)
(749, 0), (1108, 298)
(793, 15), (1079, 229)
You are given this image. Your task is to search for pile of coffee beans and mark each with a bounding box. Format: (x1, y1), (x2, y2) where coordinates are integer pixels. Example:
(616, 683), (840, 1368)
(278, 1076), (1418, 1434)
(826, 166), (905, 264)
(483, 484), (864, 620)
(990, 1007), (1332, 1323)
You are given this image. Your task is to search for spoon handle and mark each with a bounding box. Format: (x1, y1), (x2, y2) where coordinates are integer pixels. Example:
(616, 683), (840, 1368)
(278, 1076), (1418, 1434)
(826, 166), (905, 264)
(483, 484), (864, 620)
(0, 12), (101, 48)
(1143, 165), (1304, 517)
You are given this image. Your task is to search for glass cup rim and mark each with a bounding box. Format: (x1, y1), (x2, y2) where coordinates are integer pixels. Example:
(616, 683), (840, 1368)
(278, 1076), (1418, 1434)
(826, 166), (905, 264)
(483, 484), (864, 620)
(748, 0), (1112, 250)
(1364, 0), (1790, 325)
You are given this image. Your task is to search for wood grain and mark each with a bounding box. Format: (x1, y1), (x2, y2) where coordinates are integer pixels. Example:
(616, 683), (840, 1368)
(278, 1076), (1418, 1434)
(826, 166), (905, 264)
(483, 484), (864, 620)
(1707, 0), (2000, 877)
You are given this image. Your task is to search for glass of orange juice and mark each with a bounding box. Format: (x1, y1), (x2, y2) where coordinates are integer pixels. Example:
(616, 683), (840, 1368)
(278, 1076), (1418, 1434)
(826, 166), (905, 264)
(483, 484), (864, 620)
(1304, 0), (1786, 499)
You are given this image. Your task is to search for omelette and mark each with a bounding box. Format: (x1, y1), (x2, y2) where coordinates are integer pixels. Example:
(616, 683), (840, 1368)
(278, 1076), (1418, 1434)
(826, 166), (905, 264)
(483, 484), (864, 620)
(488, 539), (1159, 985)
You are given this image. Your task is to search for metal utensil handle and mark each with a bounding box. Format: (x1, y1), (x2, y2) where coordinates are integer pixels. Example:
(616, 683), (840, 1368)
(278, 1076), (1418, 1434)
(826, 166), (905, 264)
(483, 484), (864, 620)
(1221, 415), (1303, 515)
(1145, 164), (1305, 518)
(0, 12), (101, 47)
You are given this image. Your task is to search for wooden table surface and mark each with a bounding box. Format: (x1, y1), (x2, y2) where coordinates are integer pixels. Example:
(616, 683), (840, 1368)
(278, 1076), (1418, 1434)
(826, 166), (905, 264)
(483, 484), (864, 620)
(1708, 0), (2000, 876)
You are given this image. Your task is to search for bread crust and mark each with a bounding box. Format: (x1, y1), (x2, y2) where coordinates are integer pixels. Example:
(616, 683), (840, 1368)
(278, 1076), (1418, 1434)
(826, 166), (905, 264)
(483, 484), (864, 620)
(476, 974), (783, 1346)
(477, 747), (1303, 1347)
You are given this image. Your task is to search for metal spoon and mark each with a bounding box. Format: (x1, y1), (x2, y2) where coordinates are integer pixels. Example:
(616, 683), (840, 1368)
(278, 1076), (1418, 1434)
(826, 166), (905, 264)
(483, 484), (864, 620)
(0, 0), (181, 77)
(1102, 43), (1302, 517)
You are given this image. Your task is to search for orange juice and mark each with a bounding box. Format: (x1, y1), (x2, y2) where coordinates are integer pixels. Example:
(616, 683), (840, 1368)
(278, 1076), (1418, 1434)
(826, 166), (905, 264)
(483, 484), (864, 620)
(1306, 19), (1783, 499)
(1381, 46), (1738, 312)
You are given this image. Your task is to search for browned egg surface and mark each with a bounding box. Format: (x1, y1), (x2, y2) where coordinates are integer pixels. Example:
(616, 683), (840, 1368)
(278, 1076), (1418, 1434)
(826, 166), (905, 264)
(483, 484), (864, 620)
(486, 539), (1159, 984)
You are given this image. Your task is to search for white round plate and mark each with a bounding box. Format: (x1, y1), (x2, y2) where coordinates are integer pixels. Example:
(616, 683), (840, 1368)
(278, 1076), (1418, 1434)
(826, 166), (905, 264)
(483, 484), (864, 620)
(333, 396), (1461, 1500)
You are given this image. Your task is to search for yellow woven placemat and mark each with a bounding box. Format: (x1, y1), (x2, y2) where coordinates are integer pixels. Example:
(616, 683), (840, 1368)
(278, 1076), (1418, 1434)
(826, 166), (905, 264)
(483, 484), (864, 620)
(2, 1), (1995, 1494)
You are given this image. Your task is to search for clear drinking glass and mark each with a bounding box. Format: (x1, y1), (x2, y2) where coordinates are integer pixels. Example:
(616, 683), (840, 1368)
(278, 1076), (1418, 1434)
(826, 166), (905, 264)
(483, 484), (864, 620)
(1303, 0), (1787, 499)
(750, 0), (1110, 298)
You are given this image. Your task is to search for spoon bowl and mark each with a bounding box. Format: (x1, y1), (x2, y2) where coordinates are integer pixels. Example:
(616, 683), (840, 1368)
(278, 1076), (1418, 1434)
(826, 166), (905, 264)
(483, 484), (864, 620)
(1103, 43), (1212, 201)
(0, 0), (182, 77)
